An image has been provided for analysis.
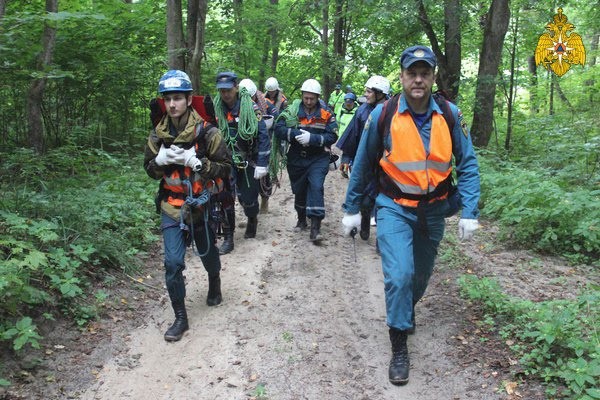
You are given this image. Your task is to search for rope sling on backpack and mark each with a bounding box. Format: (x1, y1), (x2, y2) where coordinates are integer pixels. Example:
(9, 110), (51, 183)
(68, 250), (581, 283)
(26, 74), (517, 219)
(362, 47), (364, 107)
(376, 92), (461, 234)
(214, 87), (258, 188)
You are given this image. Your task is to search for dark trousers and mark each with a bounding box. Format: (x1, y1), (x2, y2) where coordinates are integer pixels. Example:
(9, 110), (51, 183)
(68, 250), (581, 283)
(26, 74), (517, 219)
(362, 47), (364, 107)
(287, 152), (329, 220)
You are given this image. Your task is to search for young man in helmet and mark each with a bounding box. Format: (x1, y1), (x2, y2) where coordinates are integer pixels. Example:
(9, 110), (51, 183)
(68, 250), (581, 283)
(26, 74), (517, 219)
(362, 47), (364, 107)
(336, 75), (391, 240)
(214, 72), (271, 244)
(264, 76), (288, 112)
(143, 69), (232, 342)
(337, 92), (358, 136)
(341, 45), (480, 385)
(239, 78), (280, 214)
(274, 78), (339, 242)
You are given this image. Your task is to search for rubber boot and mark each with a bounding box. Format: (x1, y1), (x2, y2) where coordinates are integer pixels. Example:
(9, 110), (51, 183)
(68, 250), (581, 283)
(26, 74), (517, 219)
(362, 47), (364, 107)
(360, 212), (370, 240)
(164, 301), (189, 342)
(388, 328), (410, 385)
(309, 217), (322, 242)
(206, 273), (222, 306)
(244, 216), (258, 238)
(219, 208), (235, 255)
(294, 211), (307, 232)
(260, 195), (269, 214)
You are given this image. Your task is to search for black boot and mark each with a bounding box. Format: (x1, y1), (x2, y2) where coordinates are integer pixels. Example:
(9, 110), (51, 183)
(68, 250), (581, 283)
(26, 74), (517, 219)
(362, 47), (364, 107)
(206, 273), (222, 306)
(294, 211), (307, 232)
(388, 328), (410, 385)
(360, 212), (370, 240)
(220, 208), (235, 254)
(164, 301), (189, 342)
(309, 217), (322, 242)
(219, 230), (234, 255)
(260, 195), (269, 214)
(244, 216), (257, 238)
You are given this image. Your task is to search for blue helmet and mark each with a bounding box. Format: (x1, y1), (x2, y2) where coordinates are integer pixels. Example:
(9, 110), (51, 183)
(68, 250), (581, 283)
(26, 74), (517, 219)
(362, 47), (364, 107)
(158, 70), (193, 94)
(344, 92), (357, 102)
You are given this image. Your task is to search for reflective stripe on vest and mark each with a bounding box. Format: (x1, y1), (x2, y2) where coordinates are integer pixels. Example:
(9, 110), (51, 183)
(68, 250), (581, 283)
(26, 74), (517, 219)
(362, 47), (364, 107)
(379, 111), (452, 207)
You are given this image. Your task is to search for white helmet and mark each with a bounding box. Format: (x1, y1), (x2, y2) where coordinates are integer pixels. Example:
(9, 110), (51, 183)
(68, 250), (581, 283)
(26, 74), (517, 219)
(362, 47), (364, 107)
(300, 78), (321, 95)
(265, 77), (279, 91)
(239, 78), (257, 97)
(365, 75), (390, 95)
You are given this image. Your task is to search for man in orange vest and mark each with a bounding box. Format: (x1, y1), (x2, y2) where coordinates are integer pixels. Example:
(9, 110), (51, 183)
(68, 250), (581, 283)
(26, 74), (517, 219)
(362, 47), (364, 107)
(144, 70), (232, 342)
(341, 46), (480, 385)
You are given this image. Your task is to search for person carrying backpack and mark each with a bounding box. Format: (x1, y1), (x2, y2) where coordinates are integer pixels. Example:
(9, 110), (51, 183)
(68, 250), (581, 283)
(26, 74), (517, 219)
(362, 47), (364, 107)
(143, 70), (232, 342)
(341, 46), (481, 385)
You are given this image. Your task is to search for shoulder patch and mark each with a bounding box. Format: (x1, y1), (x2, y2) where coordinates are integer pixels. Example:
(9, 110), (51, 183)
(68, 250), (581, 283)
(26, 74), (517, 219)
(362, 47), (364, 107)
(459, 114), (469, 138)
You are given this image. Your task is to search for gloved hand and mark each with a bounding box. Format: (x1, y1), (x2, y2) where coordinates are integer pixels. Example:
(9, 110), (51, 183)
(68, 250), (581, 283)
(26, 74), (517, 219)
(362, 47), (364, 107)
(296, 129), (311, 146)
(182, 147), (203, 172)
(339, 163), (350, 178)
(254, 166), (268, 179)
(155, 144), (185, 166)
(458, 219), (479, 240)
(342, 213), (362, 237)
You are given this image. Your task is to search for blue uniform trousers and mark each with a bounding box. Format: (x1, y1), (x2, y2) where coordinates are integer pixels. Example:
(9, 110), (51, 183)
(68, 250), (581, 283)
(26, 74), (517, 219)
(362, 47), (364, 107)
(287, 152), (329, 219)
(232, 165), (260, 218)
(375, 195), (449, 331)
(161, 213), (221, 303)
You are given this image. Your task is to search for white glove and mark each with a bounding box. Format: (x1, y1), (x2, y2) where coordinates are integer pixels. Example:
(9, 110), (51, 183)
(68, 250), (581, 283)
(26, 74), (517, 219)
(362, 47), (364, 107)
(168, 144), (186, 164)
(254, 166), (268, 179)
(296, 129), (311, 146)
(183, 148), (203, 172)
(342, 213), (362, 237)
(458, 219), (479, 241)
(154, 144), (170, 166)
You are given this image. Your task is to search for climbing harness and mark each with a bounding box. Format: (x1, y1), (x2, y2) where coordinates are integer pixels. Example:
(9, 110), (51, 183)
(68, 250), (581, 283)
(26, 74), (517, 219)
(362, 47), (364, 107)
(179, 179), (213, 257)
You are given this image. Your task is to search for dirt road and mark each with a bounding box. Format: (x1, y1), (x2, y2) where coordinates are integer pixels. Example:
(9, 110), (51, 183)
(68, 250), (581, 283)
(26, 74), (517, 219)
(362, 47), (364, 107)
(5, 169), (561, 400)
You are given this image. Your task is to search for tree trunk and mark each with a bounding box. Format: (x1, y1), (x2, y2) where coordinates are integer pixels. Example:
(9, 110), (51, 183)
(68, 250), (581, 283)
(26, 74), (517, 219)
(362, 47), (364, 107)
(504, 15), (518, 152)
(527, 55), (539, 114)
(321, 0), (331, 97)
(416, 0), (461, 101)
(470, 0), (510, 148)
(189, 0), (208, 93)
(330, 0), (347, 95)
(232, 0), (244, 69)
(0, 0), (7, 19)
(27, 0), (58, 154)
(269, 0), (280, 77)
(166, 0), (185, 70)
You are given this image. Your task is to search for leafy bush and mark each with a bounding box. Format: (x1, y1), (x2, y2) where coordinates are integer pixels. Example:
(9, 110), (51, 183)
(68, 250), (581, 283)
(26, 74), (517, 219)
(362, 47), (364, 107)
(459, 275), (600, 399)
(0, 147), (158, 355)
(479, 156), (599, 264)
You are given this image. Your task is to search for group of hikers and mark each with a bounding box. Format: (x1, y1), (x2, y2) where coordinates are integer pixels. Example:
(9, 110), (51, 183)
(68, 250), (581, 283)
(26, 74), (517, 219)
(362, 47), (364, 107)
(143, 44), (481, 386)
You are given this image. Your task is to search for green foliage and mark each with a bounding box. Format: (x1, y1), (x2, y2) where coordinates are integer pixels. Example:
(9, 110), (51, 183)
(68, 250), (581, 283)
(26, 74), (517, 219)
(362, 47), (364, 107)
(479, 154), (599, 264)
(0, 147), (157, 358)
(459, 275), (600, 398)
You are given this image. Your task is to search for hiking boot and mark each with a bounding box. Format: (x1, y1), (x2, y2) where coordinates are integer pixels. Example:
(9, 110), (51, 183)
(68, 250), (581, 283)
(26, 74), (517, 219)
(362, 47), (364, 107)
(219, 232), (234, 255)
(294, 219), (308, 232)
(309, 217), (322, 242)
(206, 274), (222, 306)
(388, 328), (410, 385)
(164, 301), (189, 342)
(360, 213), (370, 240)
(244, 217), (258, 238)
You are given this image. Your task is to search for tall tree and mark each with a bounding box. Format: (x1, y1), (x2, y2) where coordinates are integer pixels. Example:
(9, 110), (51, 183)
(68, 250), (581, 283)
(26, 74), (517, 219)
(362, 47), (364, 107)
(27, 0), (58, 154)
(416, 0), (462, 101)
(166, 0), (185, 70)
(188, 0), (208, 92)
(471, 0), (510, 147)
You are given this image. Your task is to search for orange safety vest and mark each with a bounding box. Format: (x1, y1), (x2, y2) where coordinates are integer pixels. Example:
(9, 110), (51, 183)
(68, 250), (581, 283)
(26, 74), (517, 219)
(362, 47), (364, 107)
(379, 111), (452, 208)
(162, 133), (224, 208)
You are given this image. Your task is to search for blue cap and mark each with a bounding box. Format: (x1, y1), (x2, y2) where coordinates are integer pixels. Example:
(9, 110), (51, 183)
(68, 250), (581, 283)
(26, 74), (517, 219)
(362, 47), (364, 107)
(400, 45), (437, 69)
(344, 93), (357, 102)
(158, 70), (193, 94)
(216, 71), (238, 89)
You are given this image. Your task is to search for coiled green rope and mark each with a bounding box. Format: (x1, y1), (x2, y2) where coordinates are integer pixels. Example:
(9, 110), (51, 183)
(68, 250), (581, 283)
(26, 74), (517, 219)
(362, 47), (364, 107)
(269, 99), (301, 178)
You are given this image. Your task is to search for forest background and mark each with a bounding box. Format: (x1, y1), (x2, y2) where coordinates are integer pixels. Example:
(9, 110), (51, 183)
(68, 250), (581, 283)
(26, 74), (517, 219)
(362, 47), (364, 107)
(0, 0), (598, 398)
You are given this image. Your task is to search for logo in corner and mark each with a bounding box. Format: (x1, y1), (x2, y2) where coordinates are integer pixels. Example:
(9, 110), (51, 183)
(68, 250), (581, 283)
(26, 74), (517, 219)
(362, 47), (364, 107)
(535, 8), (586, 77)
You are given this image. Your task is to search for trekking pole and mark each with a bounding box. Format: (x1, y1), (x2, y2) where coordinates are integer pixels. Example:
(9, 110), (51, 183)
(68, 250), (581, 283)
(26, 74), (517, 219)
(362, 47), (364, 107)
(350, 227), (357, 262)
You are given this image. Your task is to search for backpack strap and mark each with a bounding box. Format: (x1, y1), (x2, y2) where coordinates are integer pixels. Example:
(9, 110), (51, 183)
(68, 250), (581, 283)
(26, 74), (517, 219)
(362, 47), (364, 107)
(432, 92), (455, 132)
(376, 94), (400, 141)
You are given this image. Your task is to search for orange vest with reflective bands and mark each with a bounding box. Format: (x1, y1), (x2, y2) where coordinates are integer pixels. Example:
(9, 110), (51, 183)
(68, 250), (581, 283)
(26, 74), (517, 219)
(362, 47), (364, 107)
(162, 126), (224, 208)
(379, 112), (452, 208)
